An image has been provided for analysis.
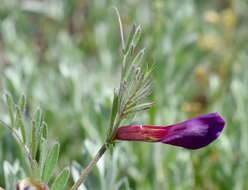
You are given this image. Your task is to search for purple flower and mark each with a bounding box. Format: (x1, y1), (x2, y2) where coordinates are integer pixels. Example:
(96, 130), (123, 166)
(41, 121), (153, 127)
(115, 112), (225, 149)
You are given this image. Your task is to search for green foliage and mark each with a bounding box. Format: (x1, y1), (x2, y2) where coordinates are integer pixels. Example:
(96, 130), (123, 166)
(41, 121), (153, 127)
(51, 168), (70, 190)
(3, 161), (24, 190)
(0, 94), (69, 189)
(41, 143), (60, 183)
(106, 19), (154, 144)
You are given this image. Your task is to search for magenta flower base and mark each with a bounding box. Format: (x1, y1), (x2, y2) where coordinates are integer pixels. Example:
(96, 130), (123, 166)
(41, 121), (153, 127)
(115, 112), (225, 149)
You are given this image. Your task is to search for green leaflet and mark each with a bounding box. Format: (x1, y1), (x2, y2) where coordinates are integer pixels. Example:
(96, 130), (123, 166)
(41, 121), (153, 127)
(41, 143), (60, 183)
(38, 138), (48, 180)
(51, 168), (70, 190)
(5, 94), (15, 127)
(107, 89), (119, 141)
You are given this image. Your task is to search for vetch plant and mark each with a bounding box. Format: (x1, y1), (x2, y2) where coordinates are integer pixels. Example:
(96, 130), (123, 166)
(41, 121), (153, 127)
(0, 9), (226, 190)
(70, 9), (226, 190)
(70, 9), (155, 190)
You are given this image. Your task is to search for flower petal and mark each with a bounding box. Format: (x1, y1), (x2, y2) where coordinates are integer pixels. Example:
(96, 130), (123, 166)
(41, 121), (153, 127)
(161, 112), (225, 149)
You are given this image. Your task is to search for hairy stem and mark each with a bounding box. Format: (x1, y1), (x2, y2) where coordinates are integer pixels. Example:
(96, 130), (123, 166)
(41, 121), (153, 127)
(70, 98), (124, 190)
(70, 144), (107, 190)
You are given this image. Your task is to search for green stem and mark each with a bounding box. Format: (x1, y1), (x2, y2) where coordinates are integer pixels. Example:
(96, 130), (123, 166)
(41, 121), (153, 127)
(70, 113), (122, 190)
(70, 144), (107, 190)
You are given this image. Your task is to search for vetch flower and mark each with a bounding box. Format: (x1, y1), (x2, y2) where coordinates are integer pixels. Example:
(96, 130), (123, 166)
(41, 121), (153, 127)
(115, 112), (225, 149)
(16, 178), (49, 190)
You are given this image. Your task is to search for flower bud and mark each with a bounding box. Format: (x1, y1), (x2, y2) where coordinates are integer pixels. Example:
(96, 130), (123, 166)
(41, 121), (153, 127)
(16, 178), (49, 190)
(115, 113), (225, 150)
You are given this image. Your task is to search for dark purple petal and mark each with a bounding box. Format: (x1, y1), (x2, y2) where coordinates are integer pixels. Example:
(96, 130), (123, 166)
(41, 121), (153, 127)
(161, 112), (225, 149)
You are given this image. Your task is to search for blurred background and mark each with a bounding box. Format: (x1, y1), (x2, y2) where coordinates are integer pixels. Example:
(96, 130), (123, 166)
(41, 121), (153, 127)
(0, 0), (248, 189)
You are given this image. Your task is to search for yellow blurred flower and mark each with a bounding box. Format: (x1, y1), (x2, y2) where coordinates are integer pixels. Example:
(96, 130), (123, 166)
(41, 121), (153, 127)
(198, 34), (221, 51)
(204, 10), (220, 24)
(194, 66), (209, 87)
(221, 9), (237, 29)
(182, 102), (203, 113)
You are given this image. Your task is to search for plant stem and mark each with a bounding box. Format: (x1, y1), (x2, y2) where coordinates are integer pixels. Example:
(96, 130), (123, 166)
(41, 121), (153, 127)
(70, 100), (123, 190)
(70, 144), (107, 190)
